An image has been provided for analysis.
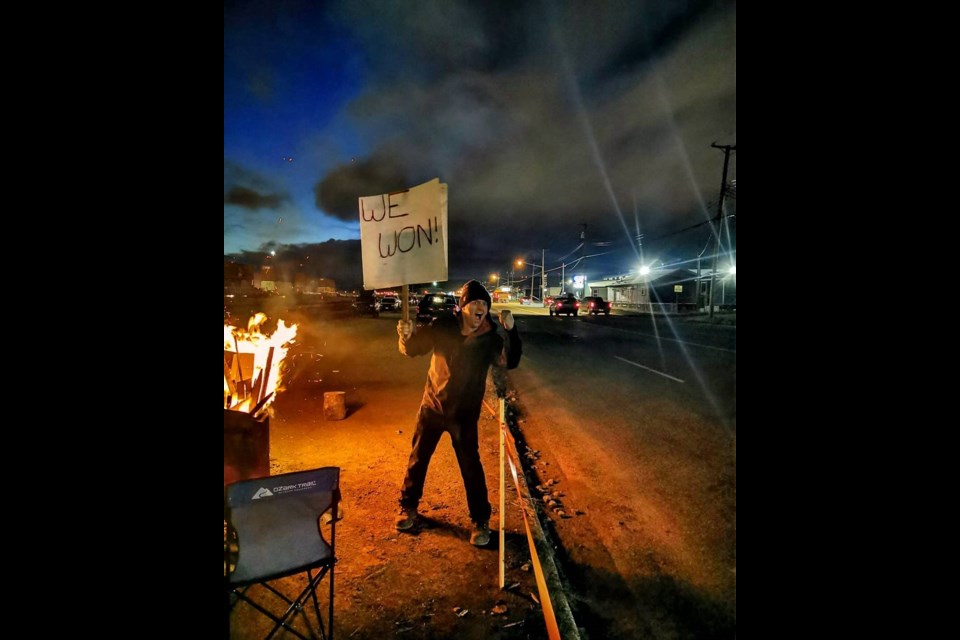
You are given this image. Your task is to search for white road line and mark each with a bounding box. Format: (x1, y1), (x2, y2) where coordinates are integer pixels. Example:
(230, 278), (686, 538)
(613, 356), (685, 383)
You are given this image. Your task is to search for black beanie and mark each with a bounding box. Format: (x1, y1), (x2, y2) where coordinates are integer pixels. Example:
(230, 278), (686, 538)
(459, 280), (492, 309)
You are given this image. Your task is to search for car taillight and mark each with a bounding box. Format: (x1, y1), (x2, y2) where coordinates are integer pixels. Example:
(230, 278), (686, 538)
(557, 303), (563, 308)
(575, 303), (580, 308)
(589, 302), (595, 308)
(607, 303), (611, 308)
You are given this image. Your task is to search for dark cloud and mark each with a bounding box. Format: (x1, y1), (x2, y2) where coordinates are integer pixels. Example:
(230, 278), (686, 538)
(314, 154), (411, 221)
(223, 160), (290, 210)
(224, 160), (285, 194)
(331, 1), (499, 81)
(225, 185), (285, 210)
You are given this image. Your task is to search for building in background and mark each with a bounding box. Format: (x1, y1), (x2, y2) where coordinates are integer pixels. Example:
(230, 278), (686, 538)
(587, 268), (730, 312)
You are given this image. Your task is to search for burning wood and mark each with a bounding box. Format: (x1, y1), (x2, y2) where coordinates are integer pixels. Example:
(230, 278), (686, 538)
(250, 392), (274, 418)
(223, 313), (297, 414)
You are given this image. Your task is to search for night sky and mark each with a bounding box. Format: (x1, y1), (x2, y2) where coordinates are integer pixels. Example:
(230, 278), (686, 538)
(224, 0), (736, 288)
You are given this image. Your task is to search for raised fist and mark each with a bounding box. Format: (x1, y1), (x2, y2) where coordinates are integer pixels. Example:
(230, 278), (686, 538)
(499, 309), (515, 331)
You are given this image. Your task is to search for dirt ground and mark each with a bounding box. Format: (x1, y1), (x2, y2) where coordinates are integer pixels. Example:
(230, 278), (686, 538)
(226, 307), (551, 639)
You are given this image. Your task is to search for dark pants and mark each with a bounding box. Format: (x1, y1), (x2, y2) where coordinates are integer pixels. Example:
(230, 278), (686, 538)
(400, 411), (491, 524)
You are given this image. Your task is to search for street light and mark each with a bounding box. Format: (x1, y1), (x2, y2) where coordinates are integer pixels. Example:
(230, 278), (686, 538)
(722, 264), (736, 306)
(515, 260), (531, 300)
(516, 256), (545, 303)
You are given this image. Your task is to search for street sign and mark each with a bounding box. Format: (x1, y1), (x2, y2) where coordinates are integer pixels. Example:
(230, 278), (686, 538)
(674, 285), (683, 293)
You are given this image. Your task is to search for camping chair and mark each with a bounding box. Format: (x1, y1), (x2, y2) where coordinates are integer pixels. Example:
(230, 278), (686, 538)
(225, 466), (341, 640)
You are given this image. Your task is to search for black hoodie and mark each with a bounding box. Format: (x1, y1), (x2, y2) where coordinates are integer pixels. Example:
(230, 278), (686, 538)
(399, 310), (521, 423)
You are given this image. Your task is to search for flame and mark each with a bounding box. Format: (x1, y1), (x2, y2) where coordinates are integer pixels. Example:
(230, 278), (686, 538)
(224, 313), (298, 414)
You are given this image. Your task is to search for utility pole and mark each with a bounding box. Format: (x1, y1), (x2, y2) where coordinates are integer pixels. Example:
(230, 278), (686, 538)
(541, 248), (546, 304)
(530, 261), (535, 301)
(696, 236), (710, 311)
(708, 143), (735, 319)
(579, 223), (587, 298)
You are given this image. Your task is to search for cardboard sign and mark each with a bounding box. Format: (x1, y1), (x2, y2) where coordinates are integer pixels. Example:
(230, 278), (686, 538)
(359, 178), (448, 289)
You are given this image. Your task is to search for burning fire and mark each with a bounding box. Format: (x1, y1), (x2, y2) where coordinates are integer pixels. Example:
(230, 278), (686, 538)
(224, 312), (298, 415)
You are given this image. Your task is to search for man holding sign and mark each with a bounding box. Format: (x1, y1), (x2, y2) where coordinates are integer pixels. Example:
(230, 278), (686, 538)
(395, 280), (522, 546)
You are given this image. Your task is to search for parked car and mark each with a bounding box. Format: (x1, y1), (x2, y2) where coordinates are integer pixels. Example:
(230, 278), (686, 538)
(416, 294), (458, 323)
(377, 296), (399, 312)
(581, 296), (611, 315)
(548, 294), (580, 316)
(353, 291), (379, 317)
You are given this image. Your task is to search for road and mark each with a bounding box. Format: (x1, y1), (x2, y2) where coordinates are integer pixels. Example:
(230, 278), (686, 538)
(496, 303), (736, 639)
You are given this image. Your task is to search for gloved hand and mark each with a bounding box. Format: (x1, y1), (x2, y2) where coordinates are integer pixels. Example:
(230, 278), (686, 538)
(499, 310), (515, 331)
(397, 320), (414, 340)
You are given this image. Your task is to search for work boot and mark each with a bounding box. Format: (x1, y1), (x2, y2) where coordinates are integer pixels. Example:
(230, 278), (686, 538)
(470, 521), (491, 546)
(395, 506), (418, 531)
